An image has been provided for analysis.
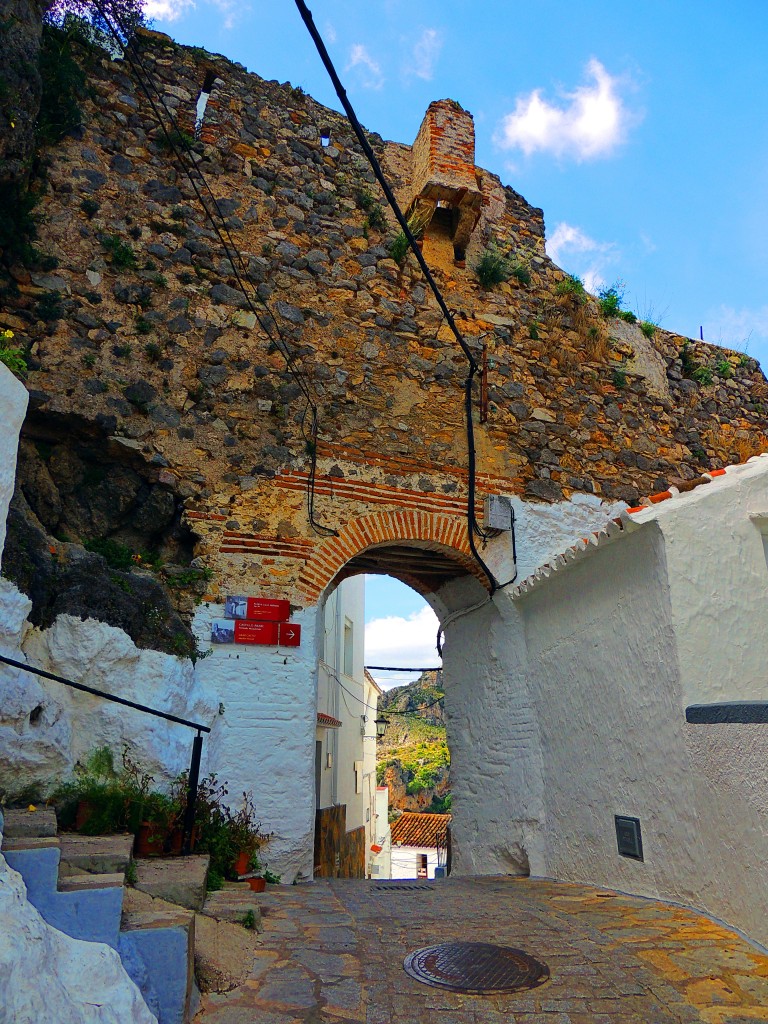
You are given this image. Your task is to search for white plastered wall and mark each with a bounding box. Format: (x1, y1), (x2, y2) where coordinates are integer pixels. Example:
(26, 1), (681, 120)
(191, 602), (318, 882)
(514, 468), (768, 948)
(439, 576), (545, 877)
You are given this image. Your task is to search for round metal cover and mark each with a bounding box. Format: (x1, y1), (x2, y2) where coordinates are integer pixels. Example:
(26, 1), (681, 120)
(403, 941), (549, 995)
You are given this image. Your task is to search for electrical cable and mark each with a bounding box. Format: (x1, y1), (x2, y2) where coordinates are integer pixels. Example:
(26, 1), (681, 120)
(89, 3), (337, 536)
(320, 661), (444, 718)
(293, 0), (499, 591)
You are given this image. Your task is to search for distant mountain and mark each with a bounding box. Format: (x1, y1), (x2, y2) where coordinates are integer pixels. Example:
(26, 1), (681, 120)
(376, 671), (451, 814)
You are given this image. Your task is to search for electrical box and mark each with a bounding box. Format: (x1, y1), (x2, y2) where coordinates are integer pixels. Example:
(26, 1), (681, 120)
(615, 815), (643, 861)
(484, 494), (514, 532)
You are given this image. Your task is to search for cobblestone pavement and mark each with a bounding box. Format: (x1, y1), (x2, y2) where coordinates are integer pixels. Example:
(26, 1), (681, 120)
(194, 876), (768, 1024)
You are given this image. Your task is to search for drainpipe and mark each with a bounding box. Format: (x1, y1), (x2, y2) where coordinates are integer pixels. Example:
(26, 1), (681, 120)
(332, 588), (342, 805)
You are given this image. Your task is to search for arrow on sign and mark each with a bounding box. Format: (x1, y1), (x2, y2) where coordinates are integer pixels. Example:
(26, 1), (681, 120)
(278, 622), (302, 647)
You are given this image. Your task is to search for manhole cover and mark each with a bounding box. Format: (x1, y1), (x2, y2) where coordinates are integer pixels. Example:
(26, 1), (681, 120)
(403, 942), (550, 994)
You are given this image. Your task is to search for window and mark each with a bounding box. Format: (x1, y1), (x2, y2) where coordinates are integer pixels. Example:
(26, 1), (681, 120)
(343, 617), (353, 676)
(417, 854), (428, 878)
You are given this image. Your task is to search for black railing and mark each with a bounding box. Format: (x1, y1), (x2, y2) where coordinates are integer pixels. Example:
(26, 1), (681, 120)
(0, 652), (211, 855)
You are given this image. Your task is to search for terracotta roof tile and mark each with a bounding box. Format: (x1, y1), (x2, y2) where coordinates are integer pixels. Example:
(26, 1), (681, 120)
(390, 812), (451, 849)
(317, 712), (342, 729)
(512, 453), (768, 600)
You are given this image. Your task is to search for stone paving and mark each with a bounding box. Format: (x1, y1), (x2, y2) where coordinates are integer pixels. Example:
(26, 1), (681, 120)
(194, 876), (768, 1024)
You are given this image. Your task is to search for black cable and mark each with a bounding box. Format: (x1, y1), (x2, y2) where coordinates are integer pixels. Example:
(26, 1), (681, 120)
(293, 0), (499, 591)
(90, 4), (337, 536)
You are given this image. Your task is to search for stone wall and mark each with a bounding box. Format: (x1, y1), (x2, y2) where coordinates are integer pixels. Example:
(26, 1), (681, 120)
(1, 27), (766, 618)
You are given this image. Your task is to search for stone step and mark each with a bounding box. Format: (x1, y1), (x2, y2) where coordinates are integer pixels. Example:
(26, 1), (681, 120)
(2, 806), (57, 839)
(134, 855), (210, 912)
(121, 887), (197, 1024)
(58, 832), (134, 877)
(59, 871), (125, 892)
(2, 835), (60, 854)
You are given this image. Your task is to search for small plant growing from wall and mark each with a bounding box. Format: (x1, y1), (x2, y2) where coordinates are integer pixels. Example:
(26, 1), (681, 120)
(473, 244), (511, 288)
(0, 330), (27, 377)
(389, 231), (409, 265)
(100, 235), (137, 270)
(555, 274), (587, 305)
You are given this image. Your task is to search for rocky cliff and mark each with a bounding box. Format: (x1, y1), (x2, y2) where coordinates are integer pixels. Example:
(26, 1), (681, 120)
(377, 672), (450, 813)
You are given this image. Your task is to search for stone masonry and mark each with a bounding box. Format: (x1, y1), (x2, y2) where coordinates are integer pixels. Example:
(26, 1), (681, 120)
(2, 26), (767, 615)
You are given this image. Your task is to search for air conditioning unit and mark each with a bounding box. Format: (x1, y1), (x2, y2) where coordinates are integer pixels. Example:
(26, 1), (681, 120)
(484, 494), (513, 532)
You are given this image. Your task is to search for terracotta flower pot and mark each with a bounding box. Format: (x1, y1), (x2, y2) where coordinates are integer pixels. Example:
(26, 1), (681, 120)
(168, 827), (197, 856)
(247, 875), (266, 892)
(134, 821), (166, 857)
(75, 800), (93, 831)
(233, 850), (250, 876)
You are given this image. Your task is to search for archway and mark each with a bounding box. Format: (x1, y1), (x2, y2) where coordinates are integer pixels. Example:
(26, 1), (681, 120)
(311, 522), (491, 880)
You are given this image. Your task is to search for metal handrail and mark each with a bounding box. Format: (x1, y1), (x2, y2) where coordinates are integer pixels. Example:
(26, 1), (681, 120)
(0, 652), (210, 854)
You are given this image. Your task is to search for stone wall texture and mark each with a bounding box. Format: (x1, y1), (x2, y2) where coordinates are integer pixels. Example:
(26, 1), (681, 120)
(1, 27), (766, 618)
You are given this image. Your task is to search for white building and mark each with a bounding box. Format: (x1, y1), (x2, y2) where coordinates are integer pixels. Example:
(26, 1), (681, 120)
(369, 784), (392, 879)
(314, 576), (380, 876)
(389, 811), (450, 879)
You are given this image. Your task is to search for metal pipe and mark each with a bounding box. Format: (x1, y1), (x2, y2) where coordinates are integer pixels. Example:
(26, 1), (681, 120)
(0, 653), (210, 733)
(182, 732), (204, 854)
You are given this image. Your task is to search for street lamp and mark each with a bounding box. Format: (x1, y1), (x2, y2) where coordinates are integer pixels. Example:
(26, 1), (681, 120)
(374, 717), (388, 737)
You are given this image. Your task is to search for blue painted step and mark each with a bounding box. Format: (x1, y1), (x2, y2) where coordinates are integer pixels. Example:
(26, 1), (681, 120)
(3, 836), (196, 1024)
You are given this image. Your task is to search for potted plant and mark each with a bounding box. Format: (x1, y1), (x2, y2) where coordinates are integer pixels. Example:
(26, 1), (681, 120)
(135, 792), (176, 857)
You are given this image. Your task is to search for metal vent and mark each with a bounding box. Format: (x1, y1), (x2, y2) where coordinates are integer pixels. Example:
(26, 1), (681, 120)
(615, 815), (643, 860)
(372, 883), (434, 892)
(484, 494), (513, 532)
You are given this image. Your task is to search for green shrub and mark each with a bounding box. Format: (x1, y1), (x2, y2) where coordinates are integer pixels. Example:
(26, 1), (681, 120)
(0, 330), (27, 377)
(597, 284), (623, 317)
(135, 315), (152, 335)
(715, 358), (733, 379)
(639, 320), (656, 339)
(388, 231), (409, 265)
(84, 537), (134, 569)
(144, 341), (162, 361)
(612, 367), (627, 389)
(157, 127), (194, 152)
(473, 244), (510, 288)
(555, 274), (586, 304)
(37, 22), (88, 146)
(101, 235), (137, 269)
(692, 365), (714, 386)
(364, 204), (387, 232)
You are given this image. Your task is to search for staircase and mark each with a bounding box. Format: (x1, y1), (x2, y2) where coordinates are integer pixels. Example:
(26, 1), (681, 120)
(2, 806), (199, 1024)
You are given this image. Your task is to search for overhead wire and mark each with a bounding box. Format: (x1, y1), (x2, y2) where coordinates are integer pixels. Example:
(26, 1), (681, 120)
(293, 0), (500, 592)
(90, 2), (337, 535)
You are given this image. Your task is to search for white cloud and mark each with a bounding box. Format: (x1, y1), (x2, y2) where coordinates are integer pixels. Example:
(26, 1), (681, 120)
(144, 0), (244, 29)
(143, 0), (195, 21)
(409, 28), (443, 81)
(365, 605), (441, 690)
(704, 304), (768, 351)
(347, 43), (384, 90)
(546, 221), (617, 293)
(324, 23), (337, 45)
(495, 59), (638, 161)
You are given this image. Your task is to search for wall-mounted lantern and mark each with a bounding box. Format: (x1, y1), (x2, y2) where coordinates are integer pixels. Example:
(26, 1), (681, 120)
(375, 717), (388, 737)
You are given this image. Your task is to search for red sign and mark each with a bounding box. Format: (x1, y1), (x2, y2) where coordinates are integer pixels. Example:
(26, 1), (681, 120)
(234, 620), (278, 645)
(278, 622), (302, 647)
(246, 598), (290, 622)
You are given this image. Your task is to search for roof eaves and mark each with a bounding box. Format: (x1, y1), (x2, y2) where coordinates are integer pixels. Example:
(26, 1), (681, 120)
(511, 454), (768, 601)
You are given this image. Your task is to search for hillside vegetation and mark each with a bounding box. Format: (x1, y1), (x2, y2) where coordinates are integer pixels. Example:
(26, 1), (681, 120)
(377, 672), (451, 813)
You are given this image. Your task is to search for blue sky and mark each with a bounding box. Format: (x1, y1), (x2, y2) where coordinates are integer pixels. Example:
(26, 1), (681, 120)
(145, 0), (768, 360)
(139, 0), (768, 673)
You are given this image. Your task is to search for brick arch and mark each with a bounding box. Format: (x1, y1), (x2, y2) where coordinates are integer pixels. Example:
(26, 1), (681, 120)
(297, 510), (489, 605)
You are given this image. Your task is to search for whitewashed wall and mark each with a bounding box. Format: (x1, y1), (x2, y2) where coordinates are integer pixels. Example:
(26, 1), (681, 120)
(191, 603), (319, 883)
(514, 464), (768, 948)
(390, 844), (441, 880)
(440, 576), (545, 877)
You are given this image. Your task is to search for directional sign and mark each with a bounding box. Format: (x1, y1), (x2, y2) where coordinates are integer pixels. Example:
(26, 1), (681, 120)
(234, 620), (279, 645)
(278, 622), (302, 647)
(246, 598), (290, 622)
